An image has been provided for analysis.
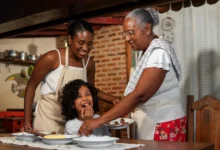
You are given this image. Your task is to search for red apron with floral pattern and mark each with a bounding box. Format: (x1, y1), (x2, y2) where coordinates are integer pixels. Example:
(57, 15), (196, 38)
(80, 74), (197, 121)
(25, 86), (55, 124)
(154, 116), (186, 142)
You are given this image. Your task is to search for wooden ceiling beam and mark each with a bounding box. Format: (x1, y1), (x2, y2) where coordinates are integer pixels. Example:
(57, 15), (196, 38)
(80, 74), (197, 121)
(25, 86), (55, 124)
(86, 17), (124, 25)
(0, 0), (184, 39)
(11, 24), (104, 38)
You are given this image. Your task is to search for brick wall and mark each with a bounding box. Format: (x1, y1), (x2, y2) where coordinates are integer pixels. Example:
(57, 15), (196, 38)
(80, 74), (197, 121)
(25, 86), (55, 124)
(91, 25), (127, 97)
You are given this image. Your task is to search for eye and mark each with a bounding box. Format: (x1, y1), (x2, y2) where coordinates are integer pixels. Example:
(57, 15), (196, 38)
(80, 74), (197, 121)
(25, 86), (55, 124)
(78, 41), (85, 45)
(86, 93), (91, 96)
(128, 30), (135, 36)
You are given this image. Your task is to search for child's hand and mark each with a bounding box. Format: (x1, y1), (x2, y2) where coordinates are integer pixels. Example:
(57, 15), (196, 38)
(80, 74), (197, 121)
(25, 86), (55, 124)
(81, 105), (94, 120)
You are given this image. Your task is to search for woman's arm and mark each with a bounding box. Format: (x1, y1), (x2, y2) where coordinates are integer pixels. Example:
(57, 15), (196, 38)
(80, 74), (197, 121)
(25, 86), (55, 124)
(78, 67), (166, 135)
(24, 50), (60, 130)
(99, 68), (167, 123)
(87, 57), (120, 104)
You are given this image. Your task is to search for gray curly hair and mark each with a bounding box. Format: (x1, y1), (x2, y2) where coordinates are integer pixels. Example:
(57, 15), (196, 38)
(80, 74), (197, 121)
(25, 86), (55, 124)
(125, 8), (159, 30)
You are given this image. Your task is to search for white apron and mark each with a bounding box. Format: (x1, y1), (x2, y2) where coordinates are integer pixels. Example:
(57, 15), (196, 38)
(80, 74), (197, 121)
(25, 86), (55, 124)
(131, 97), (183, 140)
(128, 49), (183, 140)
(34, 47), (88, 133)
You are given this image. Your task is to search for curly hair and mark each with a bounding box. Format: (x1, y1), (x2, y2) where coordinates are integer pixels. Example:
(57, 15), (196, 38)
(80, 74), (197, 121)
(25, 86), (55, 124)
(61, 79), (99, 121)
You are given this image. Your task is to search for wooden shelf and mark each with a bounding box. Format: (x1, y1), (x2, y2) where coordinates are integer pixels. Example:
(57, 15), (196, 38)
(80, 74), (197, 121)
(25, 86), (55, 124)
(0, 58), (35, 66)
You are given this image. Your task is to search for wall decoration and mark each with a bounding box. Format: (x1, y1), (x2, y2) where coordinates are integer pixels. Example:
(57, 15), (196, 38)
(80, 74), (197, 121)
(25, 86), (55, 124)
(161, 17), (176, 44)
(5, 68), (29, 98)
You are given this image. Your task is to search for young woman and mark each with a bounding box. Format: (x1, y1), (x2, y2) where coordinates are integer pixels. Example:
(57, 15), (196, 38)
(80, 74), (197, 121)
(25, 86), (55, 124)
(24, 20), (118, 133)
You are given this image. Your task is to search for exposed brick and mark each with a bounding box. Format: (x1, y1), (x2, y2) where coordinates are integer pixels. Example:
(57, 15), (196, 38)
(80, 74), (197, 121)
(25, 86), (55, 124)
(107, 53), (116, 56)
(95, 79), (100, 82)
(96, 55), (106, 59)
(112, 57), (121, 61)
(107, 43), (116, 47)
(112, 67), (121, 71)
(112, 86), (124, 90)
(118, 52), (126, 55)
(108, 33), (116, 37)
(112, 77), (122, 81)
(96, 83), (106, 87)
(102, 68), (111, 72)
(101, 87), (111, 91)
(97, 45), (105, 48)
(107, 63), (117, 66)
(119, 71), (126, 75)
(112, 38), (121, 42)
(93, 41), (100, 44)
(101, 78), (111, 82)
(97, 64), (106, 68)
(108, 73), (117, 76)
(101, 40), (110, 43)
(101, 59), (110, 62)
(107, 82), (117, 86)
(97, 36), (105, 39)
(97, 74), (105, 77)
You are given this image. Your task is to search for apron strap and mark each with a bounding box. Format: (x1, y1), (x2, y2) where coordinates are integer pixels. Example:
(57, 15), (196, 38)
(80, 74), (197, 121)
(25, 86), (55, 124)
(65, 47), (69, 67)
(54, 47), (68, 99)
(82, 55), (90, 68)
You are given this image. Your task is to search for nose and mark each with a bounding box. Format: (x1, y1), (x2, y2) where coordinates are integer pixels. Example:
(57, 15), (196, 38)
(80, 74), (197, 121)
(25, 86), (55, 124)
(125, 35), (131, 42)
(82, 44), (89, 52)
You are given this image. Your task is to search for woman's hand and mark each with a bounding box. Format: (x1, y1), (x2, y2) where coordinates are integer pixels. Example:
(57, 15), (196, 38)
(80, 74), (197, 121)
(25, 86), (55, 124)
(81, 105), (94, 120)
(20, 123), (32, 132)
(113, 98), (120, 106)
(78, 118), (102, 136)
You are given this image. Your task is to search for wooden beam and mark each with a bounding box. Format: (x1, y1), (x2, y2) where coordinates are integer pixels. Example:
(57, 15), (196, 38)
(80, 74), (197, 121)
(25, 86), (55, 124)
(0, 0), (184, 39)
(86, 17), (124, 25)
(11, 25), (104, 38)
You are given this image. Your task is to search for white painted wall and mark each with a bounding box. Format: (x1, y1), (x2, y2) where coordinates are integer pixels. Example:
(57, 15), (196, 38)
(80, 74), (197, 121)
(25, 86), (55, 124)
(0, 38), (56, 110)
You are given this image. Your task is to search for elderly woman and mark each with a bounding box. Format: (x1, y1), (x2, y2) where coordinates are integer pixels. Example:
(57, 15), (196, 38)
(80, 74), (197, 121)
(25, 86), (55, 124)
(79, 8), (186, 142)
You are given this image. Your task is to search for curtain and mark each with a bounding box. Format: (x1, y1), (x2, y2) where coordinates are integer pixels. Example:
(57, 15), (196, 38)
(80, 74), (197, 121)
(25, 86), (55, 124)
(153, 1), (220, 110)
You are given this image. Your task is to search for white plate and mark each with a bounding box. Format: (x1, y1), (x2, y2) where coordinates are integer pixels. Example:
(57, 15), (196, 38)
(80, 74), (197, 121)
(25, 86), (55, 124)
(41, 135), (79, 145)
(73, 136), (119, 148)
(104, 118), (134, 130)
(12, 132), (40, 142)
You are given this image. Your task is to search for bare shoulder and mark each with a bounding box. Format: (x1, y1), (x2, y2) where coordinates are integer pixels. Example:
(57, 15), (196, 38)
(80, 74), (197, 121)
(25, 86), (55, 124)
(38, 49), (60, 70)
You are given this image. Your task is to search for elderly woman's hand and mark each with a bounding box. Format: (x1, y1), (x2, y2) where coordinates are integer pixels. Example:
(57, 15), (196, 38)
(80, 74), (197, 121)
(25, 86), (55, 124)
(113, 98), (120, 106)
(78, 118), (102, 136)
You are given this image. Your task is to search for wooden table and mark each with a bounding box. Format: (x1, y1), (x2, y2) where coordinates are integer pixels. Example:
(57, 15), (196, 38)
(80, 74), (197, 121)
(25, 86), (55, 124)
(0, 134), (214, 150)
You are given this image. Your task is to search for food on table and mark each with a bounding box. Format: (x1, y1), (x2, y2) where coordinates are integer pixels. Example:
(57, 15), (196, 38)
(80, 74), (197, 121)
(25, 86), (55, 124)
(120, 118), (125, 123)
(44, 134), (65, 139)
(114, 121), (119, 125)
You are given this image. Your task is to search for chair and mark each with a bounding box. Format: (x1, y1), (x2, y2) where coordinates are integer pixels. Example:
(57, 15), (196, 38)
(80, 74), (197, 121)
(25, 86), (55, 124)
(186, 95), (220, 150)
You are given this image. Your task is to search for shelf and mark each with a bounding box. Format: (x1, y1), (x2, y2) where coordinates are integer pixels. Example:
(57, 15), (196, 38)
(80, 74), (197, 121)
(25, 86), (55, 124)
(0, 58), (36, 66)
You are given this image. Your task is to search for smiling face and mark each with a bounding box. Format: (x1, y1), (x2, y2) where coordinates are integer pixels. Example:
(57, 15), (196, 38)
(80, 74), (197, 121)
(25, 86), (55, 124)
(68, 31), (94, 59)
(122, 17), (152, 51)
(73, 85), (93, 116)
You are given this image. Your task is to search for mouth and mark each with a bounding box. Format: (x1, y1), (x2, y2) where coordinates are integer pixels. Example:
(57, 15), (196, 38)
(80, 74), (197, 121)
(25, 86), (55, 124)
(81, 102), (91, 108)
(79, 50), (88, 56)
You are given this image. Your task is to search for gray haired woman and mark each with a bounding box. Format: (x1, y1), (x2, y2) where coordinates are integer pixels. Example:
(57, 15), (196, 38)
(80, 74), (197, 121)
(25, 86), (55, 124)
(79, 8), (186, 142)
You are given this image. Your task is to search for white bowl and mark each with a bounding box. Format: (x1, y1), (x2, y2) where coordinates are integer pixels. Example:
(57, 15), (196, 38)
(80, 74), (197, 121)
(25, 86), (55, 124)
(12, 132), (39, 142)
(41, 135), (79, 145)
(73, 136), (119, 148)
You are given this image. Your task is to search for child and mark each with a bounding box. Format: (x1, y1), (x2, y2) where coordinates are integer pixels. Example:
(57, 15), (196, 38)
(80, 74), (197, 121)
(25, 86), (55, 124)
(61, 79), (110, 136)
